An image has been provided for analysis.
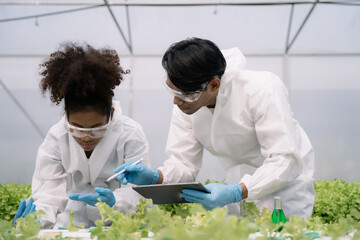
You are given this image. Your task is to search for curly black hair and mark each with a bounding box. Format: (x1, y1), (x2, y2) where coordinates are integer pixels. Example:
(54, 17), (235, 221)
(39, 41), (129, 118)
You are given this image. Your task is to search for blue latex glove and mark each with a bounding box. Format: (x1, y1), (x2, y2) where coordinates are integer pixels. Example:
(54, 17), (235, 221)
(181, 182), (242, 210)
(14, 199), (36, 226)
(113, 161), (159, 185)
(69, 187), (115, 207)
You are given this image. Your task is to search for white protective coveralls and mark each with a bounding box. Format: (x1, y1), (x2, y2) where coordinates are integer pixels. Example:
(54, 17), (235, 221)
(32, 101), (149, 228)
(158, 48), (315, 218)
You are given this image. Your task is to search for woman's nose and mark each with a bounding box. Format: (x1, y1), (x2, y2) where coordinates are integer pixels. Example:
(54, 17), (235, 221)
(81, 136), (92, 141)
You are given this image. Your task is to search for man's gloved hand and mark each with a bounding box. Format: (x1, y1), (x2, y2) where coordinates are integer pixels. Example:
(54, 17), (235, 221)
(181, 182), (242, 210)
(113, 161), (159, 185)
(69, 187), (116, 207)
(14, 199), (37, 226)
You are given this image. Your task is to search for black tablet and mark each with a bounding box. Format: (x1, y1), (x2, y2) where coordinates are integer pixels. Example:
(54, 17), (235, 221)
(132, 182), (210, 204)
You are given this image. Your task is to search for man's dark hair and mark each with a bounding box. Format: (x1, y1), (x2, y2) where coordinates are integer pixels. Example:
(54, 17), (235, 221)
(162, 37), (226, 93)
(39, 41), (128, 119)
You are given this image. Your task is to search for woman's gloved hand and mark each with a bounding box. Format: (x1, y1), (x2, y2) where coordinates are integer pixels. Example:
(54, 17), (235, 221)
(113, 161), (159, 185)
(181, 182), (242, 210)
(69, 187), (116, 207)
(14, 199), (37, 226)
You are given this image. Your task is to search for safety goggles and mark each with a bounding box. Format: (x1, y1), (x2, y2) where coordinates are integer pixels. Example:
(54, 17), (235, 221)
(163, 81), (209, 103)
(65, 117), (111, 139)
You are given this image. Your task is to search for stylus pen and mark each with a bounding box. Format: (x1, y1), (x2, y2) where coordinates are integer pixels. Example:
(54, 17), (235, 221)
(105, 157), (144, 182)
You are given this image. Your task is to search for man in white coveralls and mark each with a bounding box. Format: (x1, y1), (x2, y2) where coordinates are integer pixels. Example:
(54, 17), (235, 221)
(114, 37), (315, 218)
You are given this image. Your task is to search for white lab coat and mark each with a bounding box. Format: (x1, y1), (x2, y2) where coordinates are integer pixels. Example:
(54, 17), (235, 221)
(32, 101), (150, 228)
(158, 48), (315, 218)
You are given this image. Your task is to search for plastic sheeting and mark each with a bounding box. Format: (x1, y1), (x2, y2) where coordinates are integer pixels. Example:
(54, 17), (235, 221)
(0, 1), (359, 183)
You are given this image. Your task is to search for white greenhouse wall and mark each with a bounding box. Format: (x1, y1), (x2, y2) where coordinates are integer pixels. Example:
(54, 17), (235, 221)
(0, 2), (359, 184)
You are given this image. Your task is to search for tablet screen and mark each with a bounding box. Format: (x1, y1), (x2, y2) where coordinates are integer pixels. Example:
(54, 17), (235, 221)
(132, 182), (209, 204)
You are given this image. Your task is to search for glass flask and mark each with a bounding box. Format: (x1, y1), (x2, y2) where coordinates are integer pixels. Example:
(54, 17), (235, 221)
(271, 196), (286, 224)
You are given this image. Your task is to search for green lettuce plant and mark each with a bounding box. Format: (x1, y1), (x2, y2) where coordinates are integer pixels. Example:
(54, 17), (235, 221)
(0, 183), (31, 221)
(0, 179), (360, 239)
(313, 179), (360, 224)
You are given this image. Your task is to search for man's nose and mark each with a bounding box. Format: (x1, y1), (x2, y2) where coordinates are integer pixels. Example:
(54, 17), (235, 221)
(173, 96), (184, 105)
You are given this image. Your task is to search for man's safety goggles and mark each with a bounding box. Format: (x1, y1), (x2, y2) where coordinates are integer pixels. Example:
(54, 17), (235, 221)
(163, 81), (208, 103)
(65, 118), (111, 139)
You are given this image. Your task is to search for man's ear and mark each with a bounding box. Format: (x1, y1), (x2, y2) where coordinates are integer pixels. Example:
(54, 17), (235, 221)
(209, 77), (221, 92)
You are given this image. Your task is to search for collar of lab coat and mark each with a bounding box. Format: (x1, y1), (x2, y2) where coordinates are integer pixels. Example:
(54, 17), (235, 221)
(211, 48), (247, 117)
(194, 48), (247, 146)
(88, 130), (120, 185)
(221, 47), (246, 72)
(62, 122), (121, 186)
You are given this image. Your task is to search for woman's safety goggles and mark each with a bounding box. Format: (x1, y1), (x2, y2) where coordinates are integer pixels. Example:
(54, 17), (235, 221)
(65, 118), (111, 139)
(163, 81), (208, 103)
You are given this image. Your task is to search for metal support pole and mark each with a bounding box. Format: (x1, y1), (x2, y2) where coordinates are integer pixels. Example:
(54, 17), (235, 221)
(285, 1), (318, 53)
(283, 4), (293, 98)
(128, 55), (134, 118)
(0, 78), (45, 138)
(0, 5), (103, 23)
(285, 4), (294, 54)
(2, 1), (359, 7)
(103, 0), (133, 54)
(125, 2), (133, 53)
(283, 54), (290, 96)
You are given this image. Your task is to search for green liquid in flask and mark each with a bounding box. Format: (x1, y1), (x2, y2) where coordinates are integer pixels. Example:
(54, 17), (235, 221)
(271, 196), (286, 224)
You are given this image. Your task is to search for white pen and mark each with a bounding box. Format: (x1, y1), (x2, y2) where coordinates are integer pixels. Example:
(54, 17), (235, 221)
(106, 157), (144, 182)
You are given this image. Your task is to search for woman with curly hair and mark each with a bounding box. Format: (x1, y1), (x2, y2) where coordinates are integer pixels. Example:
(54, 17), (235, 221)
(13, 42), (150, 228)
